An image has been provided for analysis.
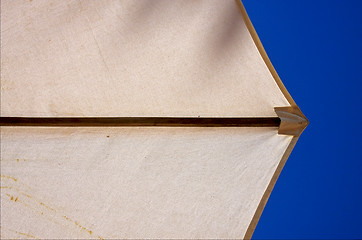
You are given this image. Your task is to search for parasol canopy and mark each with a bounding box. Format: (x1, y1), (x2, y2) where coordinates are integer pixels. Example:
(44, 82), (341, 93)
(0, 0), (308, 239)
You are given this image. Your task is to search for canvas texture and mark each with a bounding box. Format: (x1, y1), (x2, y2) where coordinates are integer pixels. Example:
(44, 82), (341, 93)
(0, 0), (289, 117)
(1, 127), (292, 239)
(1, 0), (297, 239)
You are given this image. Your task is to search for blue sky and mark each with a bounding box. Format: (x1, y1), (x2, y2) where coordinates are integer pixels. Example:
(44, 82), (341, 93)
(242, 0), (362, 239)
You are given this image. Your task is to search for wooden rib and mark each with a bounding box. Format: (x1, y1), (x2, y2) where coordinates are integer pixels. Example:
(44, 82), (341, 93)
(243, 137), (299, 239)
(0, 117), (280, 127)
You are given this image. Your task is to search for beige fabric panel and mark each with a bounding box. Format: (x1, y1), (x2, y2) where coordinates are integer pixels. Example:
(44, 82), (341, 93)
(1, 0), (289, 117)
(1, 127), (292, 239)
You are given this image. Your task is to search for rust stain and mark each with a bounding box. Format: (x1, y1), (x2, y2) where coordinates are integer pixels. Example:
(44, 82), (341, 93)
(6, 194), (21, 204)
(1, 175), (17, 181)
(40, 202), (56, 212)
(3, 188), (60, 225)
(22, 192), (33, 198)
(83, 227), (92, 235)
(16, 158), (27, 162)
(2, 227), (40, 240)
(3, 185), (102, 238)
(64, 216), (94, 236)
(15, 231), (38, 239)
(13, 198), (63, 228)
(98, 236), (105, 240)
(63, 215), (72, 222)
(1, 186), (32, 198)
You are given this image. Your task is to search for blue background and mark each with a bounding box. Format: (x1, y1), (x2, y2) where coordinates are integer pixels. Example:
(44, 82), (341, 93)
(242, 0), (362, 239)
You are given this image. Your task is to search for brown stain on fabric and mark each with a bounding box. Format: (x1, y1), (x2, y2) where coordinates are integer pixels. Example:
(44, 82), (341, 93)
(63, 215), (72, 222)
(5, 193), (19, 202)
(15, 231), (38, 239)
(22, 192), (32, 198)
(2, 228), (40, 240)
(5, 191), (98, 237)
(16, 158), (27, 162)
(63, 216), (93, 236)
(1, 175), (17, 181)
(40, 202), (56, 212)
(5, 193), (40, 216)
(1, 186), (32, 198)
(1, 180), (104, 239)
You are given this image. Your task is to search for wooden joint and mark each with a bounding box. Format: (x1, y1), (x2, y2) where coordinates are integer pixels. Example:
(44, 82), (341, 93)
(275, 106), (309, 136)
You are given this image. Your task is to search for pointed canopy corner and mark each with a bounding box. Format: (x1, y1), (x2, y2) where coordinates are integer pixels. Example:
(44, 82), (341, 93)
(275, 106), (309, 136)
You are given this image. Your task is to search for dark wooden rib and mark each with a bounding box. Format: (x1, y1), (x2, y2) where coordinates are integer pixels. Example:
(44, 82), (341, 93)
(0, 117), (280, 127)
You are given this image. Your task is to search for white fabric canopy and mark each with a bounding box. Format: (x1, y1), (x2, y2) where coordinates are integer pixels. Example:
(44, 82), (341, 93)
(1, 127), (292, 239)
(1, 0), (289, 117)
(1, 0), (306, 239)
